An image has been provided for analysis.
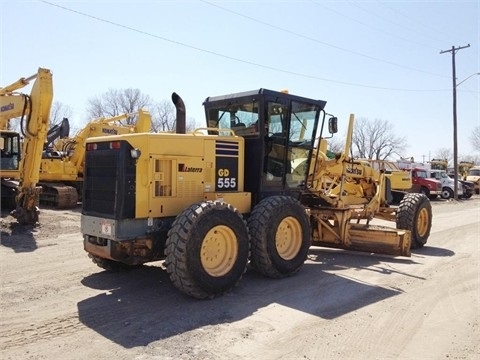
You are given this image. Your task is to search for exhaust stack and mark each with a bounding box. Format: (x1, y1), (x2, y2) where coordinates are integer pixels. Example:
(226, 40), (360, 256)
(172, 92), (186, 134)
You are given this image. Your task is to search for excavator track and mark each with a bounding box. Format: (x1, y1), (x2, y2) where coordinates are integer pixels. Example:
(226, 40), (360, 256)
(39, 183), (78, 209)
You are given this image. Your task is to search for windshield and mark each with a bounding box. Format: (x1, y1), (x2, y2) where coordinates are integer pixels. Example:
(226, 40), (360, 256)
(431, 171), (448, 179)
(0, 133), (21, 171)
(468, 169), (480, 176)
(417, 170), (428, 178)
(289, 101), (318, 144)
(206, 101), (260, 136)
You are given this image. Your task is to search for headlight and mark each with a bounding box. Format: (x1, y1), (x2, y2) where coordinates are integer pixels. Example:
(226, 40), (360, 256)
(130, 148), (141, 158)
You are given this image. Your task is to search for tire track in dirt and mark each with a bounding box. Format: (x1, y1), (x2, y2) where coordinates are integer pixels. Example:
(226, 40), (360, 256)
(0, 312), (82, 349)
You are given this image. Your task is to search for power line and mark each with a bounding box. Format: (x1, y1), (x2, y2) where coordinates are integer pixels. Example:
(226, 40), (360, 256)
(379, 1), (460, 46)
(373, 2), (479, 71)
(316, 0), (442, 52)
(203, 0), (449, 79)
(348, 1), (446, 50)
(39, 0), (450, 92)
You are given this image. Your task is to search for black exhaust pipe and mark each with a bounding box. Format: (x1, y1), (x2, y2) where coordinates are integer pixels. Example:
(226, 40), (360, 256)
(172, 92), (186, 134)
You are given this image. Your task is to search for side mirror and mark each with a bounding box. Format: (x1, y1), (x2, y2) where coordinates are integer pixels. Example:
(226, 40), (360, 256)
(328, 117), (338, 134)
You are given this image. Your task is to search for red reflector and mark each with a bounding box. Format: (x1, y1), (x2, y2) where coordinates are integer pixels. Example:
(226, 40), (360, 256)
(86, 143), (97, 151)
(110, 141), (121, 149)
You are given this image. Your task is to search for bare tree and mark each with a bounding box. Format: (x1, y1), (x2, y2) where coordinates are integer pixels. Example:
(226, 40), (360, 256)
(50, 101), (72, 126)
(433, 148), (452, 165)
(327, 136), (344, 155)
(186, 116), (199, 132)
(352, 117), (407, 160)
(86, 88), (152, 125)
(151, 100), (197, 133)
(471, 126), (480, 150)
(6, 101), (71, 134)
(151, 99), (176, 132)
(86, 89), (198, 132)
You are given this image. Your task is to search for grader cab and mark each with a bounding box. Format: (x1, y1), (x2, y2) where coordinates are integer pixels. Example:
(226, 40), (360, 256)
(81, 89), (432, 299)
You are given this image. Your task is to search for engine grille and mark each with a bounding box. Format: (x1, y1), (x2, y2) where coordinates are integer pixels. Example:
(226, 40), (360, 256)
(83, 141), (135, 219)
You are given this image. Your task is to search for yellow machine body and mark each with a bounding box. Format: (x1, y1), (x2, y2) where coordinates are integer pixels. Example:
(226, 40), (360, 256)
(88, 131), (251, 221)
(80, 89), (432, 299)
(0, 68), (53, 223)
(37, 110), (152, 208)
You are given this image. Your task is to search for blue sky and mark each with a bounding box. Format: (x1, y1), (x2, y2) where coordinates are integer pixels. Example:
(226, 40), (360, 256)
(1, 0), (479, 162)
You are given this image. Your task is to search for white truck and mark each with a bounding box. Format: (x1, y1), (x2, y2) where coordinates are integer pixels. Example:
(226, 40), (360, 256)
(428, 169), (472, 199)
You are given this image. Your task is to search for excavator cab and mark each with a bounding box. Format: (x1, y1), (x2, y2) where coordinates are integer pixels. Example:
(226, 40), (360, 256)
(1, 131), (22, 209)
(203, 89), (330, 206)
(0, 131), (21, 173)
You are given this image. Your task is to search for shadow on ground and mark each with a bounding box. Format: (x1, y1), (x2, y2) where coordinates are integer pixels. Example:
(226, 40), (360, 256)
(77, 245), (452, 348)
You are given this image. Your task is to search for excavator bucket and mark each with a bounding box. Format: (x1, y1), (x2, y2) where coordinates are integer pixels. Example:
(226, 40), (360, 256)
(11, 186), (41, 224)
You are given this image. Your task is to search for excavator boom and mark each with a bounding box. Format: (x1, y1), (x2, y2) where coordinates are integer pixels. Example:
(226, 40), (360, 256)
(1, 68), (53, 224)
(39, 109), (152, 208)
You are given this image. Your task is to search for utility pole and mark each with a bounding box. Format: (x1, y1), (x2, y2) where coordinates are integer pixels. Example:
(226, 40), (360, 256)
(440, 44), (470, 200)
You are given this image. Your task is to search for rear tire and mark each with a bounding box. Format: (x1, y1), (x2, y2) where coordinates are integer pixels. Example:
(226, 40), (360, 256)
(164, 201), (249, 299)
(396, 193), (432, 249)
(420, 187), (429, 197)
(248, 196), (310, 278)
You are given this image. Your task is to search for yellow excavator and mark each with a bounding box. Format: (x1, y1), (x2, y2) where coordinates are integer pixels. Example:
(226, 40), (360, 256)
(1, 68), (53, 224)
(39, 109), (152, 208)
(458, 161), (475, 180)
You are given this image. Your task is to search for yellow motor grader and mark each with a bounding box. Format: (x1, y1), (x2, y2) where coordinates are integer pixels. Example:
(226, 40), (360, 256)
(81, 89), (432, 299)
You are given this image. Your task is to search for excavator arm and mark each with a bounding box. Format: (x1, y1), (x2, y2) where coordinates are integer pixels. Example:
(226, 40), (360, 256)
(67, 109), (151, 172)
(1, 68), (53, 224)
(37, 109), (151, 208)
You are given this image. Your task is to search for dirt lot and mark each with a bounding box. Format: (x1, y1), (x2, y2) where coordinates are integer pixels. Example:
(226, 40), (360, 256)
(1, 196), (479, 360)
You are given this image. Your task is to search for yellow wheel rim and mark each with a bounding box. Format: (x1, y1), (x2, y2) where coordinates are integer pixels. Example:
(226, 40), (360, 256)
(201, 225), (238, 277)
(275, 216), (302, 260)
(416, 207), (429, 237)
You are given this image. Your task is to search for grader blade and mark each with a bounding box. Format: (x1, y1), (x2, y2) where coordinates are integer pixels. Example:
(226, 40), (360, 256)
(347, 224), (411, 257)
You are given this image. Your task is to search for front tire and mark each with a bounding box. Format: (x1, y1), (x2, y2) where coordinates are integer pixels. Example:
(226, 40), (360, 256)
(164, 201), (249, 299)
(441, 187), (453, 200)
(248, 196), (310, 278)
(396, 193), (432, 249)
